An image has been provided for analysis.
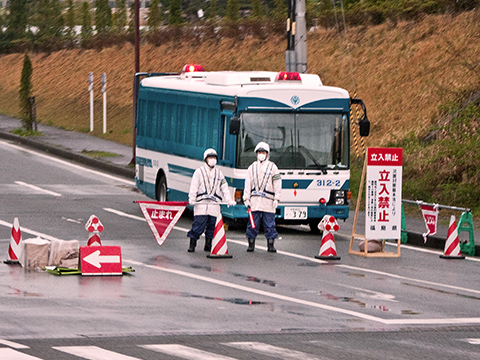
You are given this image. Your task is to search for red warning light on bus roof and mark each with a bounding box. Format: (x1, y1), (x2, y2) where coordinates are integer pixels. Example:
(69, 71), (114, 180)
(275, 72), (301, 81)
(181, 64), (205, 73)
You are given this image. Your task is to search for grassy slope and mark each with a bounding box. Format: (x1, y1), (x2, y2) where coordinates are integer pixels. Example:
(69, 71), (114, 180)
(0, 10), (479, 211)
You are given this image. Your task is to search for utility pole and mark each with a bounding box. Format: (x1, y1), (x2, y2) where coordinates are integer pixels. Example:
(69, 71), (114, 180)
(131, 0), (140, 165)
(285, 0), (307, 73)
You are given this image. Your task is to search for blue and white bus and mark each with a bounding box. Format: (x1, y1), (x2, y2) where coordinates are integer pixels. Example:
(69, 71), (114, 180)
(134, 64), (369, 231)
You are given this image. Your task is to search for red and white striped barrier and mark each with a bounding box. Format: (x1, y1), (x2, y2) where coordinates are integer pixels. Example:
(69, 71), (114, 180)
(440, 215), (465, 259)
(207, 216), (232, 259)
(315, 215), (341, 260)
(86, 215), (104, 246)
(4, 217), (22, 265)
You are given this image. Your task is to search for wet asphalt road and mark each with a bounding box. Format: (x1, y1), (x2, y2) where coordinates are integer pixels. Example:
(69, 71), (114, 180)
(1, 139), (480, 359)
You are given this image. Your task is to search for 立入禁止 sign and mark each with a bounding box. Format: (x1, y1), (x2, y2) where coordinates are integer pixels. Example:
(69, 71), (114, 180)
(365, 148), (403, 240)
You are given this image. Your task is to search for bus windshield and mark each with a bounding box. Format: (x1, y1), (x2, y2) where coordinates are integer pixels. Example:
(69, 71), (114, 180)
(237, 112), (349, 170)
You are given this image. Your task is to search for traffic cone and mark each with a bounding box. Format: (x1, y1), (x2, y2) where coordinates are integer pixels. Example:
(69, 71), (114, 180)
(85, 215), (104, 246)
(315, 215), (341, 260)
(440, 215), (465, 259)
(207, 216), (232, 259)
(4, 217), (22, 265)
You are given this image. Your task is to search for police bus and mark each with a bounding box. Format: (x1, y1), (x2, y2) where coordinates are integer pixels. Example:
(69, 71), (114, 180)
(134, 64), (369, 231)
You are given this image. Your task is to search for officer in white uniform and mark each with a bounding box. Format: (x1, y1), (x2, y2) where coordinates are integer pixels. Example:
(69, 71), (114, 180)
(187, 148), (235, 252)
(243, 142), (282, 252)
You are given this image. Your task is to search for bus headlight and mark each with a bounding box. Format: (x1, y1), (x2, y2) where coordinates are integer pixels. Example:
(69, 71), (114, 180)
(329, 190), (348, 205)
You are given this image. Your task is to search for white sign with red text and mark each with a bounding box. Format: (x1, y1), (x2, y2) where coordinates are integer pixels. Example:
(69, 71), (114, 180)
(365, 148), (403, 240)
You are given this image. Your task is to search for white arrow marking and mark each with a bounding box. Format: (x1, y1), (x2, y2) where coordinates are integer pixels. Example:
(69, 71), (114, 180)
(83, 250), (120, 268)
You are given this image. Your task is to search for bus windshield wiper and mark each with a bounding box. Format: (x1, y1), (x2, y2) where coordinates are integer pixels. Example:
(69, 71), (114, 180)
(298, 145), (324, 169)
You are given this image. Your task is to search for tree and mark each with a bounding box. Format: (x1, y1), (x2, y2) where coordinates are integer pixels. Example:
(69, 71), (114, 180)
(207, 0), (217, 19)
(6, 0), (28, 40)
(80, 1), (93, 41)
(35, 0), (64, 38)
(65, 0), (77, 40)
(251, 0), (263, 18)
(148, 0), (163, 30)
(95, 0), (112, 34)
(225, 0), (240, 21)
(271, 0), (287, 19)
(19, 52), (34, 131)
(169, 0), (184, 25)
(113, 0), (127, 33)
(127, 1), (135, 33)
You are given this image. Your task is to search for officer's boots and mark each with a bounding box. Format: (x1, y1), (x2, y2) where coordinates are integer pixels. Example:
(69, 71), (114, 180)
(187, 237), (197, 252)
(267, 239), (277, 253)
(204, 238), (212, 252)
(247, 238), (255, 252)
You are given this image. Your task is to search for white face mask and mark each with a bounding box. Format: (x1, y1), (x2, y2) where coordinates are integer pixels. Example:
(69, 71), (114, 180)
(257, 153), (267, 162)
(207, 158), (217, 168)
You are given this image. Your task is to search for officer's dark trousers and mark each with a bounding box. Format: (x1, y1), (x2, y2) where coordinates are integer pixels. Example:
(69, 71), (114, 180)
(187, 215), (216, 240)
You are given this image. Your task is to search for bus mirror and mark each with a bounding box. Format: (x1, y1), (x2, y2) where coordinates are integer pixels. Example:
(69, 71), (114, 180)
(359, 117), (370, 137)
(351, 97), (370, 137)
(229, 117), (240, 135)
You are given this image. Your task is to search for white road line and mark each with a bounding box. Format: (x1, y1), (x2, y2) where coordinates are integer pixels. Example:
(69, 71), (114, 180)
(140, 344), (238, 360)
(14, 181), (62, 197)
(385, 241), (480, 263)
(466, 338), (480, 344)
(0, 219), (61, 242)
(105, 208), (480, 295)
(224, 342), (328, 360)
(103, 208), (147, 222)
(124, 258), (480, 326)
(53, 346), (142, 360)
(103, 208), (189, 234)
(0, 348), (42, 360)
(0, 339), (29, 349)
(124, 258), (391, 324)
(0, 140), (134, 185)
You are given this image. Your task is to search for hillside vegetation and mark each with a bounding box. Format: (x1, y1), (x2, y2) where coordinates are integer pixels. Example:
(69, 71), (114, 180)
(0, 10), (479, 213)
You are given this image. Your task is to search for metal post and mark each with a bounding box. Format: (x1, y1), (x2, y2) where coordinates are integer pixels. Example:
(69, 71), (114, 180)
(28, 96), (37, 132)
(89, 72), (94, 132)
(401, 199), (471, 213)
(101, 72), (107, 134)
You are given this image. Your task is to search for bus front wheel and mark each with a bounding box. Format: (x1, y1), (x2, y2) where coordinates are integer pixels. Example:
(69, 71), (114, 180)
(156, 176), (168, 201)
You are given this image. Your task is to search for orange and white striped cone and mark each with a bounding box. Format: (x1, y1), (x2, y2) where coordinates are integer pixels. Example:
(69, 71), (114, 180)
(315, 215), (341, 260)
(440, 215), (465, 259)
(85, 215), (104, 246)
(207, 216), (232, 259)
(4, 217), (22, 265)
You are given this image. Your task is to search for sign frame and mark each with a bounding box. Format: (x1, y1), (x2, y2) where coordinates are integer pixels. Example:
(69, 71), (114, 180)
(349, 148), (403, 258)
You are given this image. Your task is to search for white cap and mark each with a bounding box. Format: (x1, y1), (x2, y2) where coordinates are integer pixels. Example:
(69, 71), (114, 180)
(203, 148), (217, 160)
(254, 142), (270, 153)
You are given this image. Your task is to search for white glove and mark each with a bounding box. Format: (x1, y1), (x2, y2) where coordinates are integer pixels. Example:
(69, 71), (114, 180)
(273, 200), (278, 209)
(227, 200), (236, 208)
(244, 199), (251, 208)
(189, 199), (196, 206)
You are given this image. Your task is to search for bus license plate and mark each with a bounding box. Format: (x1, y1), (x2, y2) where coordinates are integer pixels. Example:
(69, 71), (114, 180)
(284, 207), (308, 220)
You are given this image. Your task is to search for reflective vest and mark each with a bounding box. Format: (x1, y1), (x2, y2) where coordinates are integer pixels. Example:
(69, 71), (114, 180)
(195, 167), (224, 202)
(250, 161), (276, 200)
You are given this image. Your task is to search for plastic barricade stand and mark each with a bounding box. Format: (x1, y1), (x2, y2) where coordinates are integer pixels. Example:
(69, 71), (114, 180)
(458, 211), (475, 256)
(400, 204), (408, 244)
